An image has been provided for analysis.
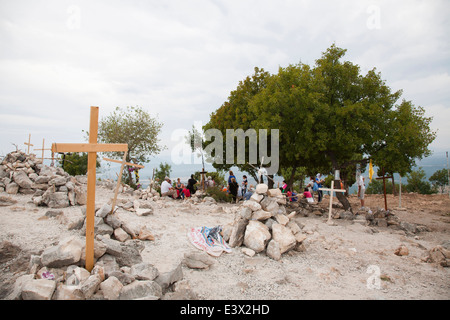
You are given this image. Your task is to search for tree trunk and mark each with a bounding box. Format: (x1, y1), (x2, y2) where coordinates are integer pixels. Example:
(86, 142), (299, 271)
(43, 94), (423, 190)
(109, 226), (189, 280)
(328, 152), (352, 212)
(334, 179), (352, 212)
(392, 176), (397, 196)
(287, 167), (297, 192)
(268, 175), (274, 189)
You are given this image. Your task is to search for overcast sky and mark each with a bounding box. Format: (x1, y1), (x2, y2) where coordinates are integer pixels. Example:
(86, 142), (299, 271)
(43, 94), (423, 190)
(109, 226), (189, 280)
(1, 0), (449, 166)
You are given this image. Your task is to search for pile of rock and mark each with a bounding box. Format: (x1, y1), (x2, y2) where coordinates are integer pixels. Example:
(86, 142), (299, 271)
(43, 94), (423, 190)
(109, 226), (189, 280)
(89, 202), (155, 242)
(289, 194), (428, 235)
(0, 151), (87, 208)
(223, 184), (307, 260)
(7, 235), (195, 300)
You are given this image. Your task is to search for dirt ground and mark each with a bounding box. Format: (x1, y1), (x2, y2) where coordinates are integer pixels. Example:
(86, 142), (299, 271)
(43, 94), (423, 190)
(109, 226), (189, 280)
(0, 187), (449, 300)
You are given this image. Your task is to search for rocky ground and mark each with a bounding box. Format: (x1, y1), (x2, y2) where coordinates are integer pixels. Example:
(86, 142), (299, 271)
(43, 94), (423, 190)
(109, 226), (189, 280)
(0, 184), (449, 300)
(0, 151), (449, 300)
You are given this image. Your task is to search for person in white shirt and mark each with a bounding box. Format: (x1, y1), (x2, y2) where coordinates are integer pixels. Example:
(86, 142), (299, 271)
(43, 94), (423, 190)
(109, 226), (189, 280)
(358, 175), (366, 209)
(161, 177), (177, 199)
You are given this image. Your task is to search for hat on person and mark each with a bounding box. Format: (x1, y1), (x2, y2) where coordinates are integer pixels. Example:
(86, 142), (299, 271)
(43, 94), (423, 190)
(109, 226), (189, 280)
(165, 176), (170, 180)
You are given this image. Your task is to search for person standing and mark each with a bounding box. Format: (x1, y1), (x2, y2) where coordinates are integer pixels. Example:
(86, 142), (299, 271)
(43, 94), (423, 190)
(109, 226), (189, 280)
(315, 174), (324, 203)
(241, 175), (248, 195)
(228, 177), (239, 203)
(358, 175), (366, 209)
(228, 170), (237, 185)
(187, 174), (197, 195)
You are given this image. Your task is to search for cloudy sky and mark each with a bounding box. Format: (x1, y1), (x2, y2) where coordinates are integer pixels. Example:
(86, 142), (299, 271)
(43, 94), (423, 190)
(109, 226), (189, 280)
(1, 0), (449, 168)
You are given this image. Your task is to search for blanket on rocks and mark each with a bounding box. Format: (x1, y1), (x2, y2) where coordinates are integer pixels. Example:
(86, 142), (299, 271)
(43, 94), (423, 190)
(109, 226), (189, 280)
(187, 226), (232, 257)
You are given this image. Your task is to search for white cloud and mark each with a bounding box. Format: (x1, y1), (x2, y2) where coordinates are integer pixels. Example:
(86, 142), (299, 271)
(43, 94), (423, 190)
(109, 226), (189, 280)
(1, 0), (449, 160)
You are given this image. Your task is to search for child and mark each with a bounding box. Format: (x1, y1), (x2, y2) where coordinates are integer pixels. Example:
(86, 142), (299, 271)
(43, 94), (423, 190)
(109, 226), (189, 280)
(181, 184), (191, 198)
(281, 180), (288, 193)
(303, 188), (314, 203)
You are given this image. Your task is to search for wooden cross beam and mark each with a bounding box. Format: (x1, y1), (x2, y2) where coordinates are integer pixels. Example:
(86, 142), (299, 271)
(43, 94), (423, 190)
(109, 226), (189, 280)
(34, 138), (52, 162)
(319, 181), (346, 225)
(199, 168), (207, 190)
(102, 157), (145, 214)
(376, 168), (393, 211)
(52, 106), (127, 272)
(24, 134), (34, 154)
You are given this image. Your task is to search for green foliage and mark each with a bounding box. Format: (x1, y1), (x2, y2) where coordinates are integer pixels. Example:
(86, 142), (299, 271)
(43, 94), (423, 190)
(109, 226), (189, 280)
(366, 179), (400, 195)
(96, 106), (166, 189)
(193, 170), (226, 187)
(154, 162), (172, 182)
(429, 168), (449, 193)
(97, 106), (165, 164)
(280, 166), (307, 191)
(203, 44), (436, 206)
(406, 167), (435, 194)
(203, 67), (272, 182)
(59, 153), (100, 176)
(205, 186), (233, 203)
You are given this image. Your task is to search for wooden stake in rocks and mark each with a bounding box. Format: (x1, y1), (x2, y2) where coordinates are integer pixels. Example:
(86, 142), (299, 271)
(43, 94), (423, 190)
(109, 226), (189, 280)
(24, 134), (34, 154)
(34, 138), (52, 162)
(51, 106), (127, 272)
(376, 168), (393, 211)
(102, 156), (145, 214)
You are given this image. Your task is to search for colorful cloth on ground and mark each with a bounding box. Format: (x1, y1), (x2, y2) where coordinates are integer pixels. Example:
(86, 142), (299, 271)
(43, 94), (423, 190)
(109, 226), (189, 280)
(187, 226), (232, 257)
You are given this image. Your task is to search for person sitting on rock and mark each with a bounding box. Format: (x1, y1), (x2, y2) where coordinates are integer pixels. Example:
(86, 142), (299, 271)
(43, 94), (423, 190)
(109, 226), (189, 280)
(181, 184), (190, 198)
(161, 176), (177, 199)
(303, 188), (314, 203)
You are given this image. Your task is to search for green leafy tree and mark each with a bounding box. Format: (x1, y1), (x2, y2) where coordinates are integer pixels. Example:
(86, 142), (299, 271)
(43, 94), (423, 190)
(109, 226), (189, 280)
(154, 162), (172, 183)
(203, 67), (272, 183)
(406, 167), (434, 194)
(204, 44), (436, 210)
(59, 152), (100, 176)
(366, 179), (400, 195)
(429, 168), (448, 193)
(96, 106), (166, 187)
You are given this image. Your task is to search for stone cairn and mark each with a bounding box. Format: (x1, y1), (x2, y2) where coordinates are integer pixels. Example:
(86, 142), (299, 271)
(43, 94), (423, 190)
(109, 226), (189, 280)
(224, 184), (307, 261)
(1, 150), (87, 208)
(1, 151), (200, 300)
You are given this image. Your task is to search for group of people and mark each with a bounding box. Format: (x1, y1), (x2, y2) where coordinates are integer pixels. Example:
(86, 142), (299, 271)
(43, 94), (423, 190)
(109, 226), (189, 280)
(160, 170), (367, 208)
(159, 174), (205, 200)
(223, 171), (249, 202)
(159, 174), (219, 200)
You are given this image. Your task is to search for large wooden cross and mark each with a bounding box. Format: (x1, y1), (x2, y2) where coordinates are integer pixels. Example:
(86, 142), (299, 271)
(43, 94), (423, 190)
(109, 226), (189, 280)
(24, 134), (34, 154)
(376, 168), (393, 211)
(51, 106), (127, 271)
(319, 180), (347, 225)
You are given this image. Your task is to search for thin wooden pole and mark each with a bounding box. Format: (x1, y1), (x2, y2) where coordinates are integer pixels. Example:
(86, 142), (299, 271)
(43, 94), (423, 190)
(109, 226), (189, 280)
(110, 151), (128, 215)
(85, 106), (99, 272)
(327, 181), (334, 224)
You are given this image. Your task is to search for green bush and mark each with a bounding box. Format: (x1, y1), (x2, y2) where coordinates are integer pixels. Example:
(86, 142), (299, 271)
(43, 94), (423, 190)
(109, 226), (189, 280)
(206, 186), (233, 203)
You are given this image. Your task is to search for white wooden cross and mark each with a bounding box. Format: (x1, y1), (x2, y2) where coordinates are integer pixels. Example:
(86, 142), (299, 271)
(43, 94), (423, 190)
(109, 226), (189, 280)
(102, 156), (145, 214)
(319, 180), (346, 225)
(52, 106), (128, 271)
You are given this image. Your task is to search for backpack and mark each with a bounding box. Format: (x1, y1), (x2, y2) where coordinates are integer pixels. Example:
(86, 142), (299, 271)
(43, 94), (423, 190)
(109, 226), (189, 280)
(313, 182), (318, 191)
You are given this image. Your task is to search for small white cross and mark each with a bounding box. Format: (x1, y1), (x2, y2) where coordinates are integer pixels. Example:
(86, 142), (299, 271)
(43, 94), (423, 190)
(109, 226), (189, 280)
(319, 181), (346, 225)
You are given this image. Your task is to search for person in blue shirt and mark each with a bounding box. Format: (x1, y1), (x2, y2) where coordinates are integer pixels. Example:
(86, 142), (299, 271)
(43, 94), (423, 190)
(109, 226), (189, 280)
(228, 170), (236, 185)
(315, 174), (324, 203)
